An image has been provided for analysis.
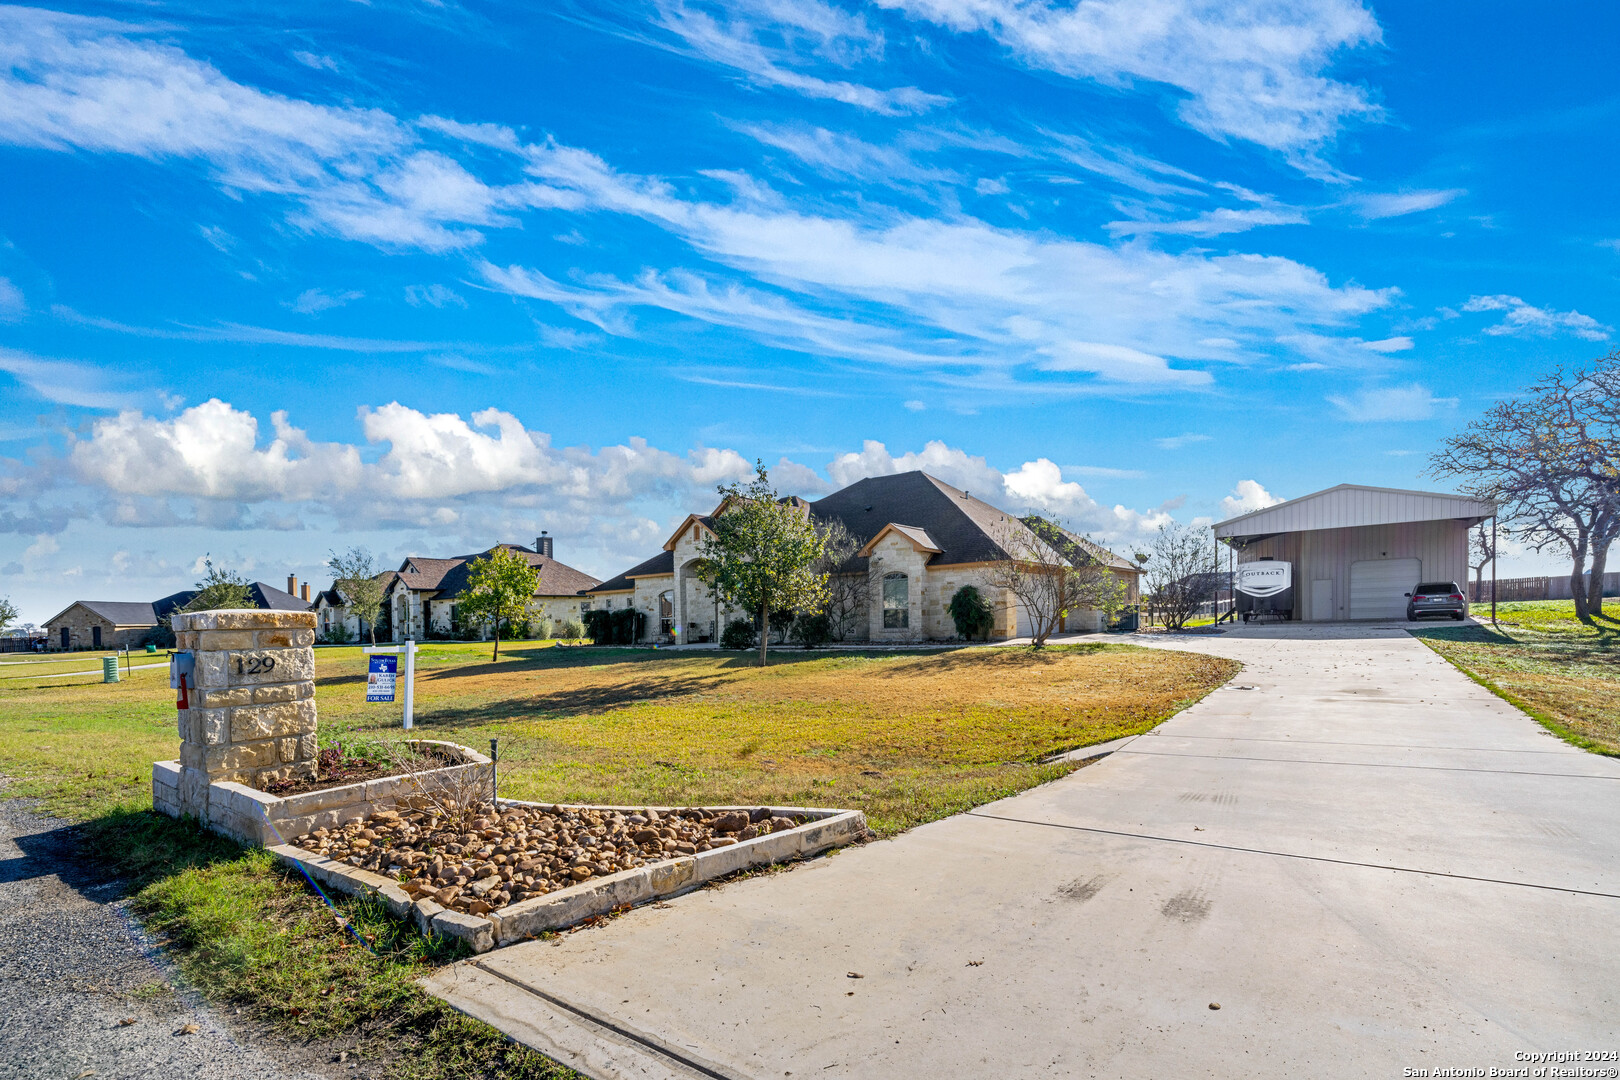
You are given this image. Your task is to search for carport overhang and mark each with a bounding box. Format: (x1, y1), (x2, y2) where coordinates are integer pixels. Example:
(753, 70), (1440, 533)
(1213, 484), (1496, 548)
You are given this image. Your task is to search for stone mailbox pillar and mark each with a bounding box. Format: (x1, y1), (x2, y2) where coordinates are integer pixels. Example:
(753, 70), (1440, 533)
(155, 608), (319, 824)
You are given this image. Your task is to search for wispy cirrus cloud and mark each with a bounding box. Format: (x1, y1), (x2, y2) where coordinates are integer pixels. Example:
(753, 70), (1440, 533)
(0, 347), (143, 409)
(1461, 294), (1611, 342)
(1327, 382), (1455, 421)
(876, 0), (1384, 169)
(1349, 188), (1465, 219)
(651, 0), (947, 115)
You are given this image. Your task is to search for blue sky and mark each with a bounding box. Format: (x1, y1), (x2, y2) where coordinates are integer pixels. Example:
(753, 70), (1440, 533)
(1, 0), (1616, 622)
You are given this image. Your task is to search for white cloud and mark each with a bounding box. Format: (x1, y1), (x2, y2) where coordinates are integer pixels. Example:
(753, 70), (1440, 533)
(1154, 432), (1211, 450)
(485, 141), (1394, 387)
(653, 0), (947, 114)
(1351, 188), (1464, 219)
(737, 121), (958, 184)
(1461, 295), (1611, 342)
(1108, 206), (1307, 238)
(1327, 382), (1456, 421)
(405, 283), (468, 308)
(903, 399), (926, 411)
(0, 8), (579, 252)
(291, 50), (338, 72)
(825, 440), (1172, 546)
(1359, 335), (1412, 352)
(878, 0), (1383, 164)
(0, 276), (24, 319)
(287, 288), (363, 315)
(975, 177), (1009, 195)
(0, 348), (143, 409)
(1219, 479), (1283, 518)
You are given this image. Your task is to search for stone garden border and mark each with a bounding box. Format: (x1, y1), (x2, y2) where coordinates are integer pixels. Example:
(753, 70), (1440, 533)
(153, 739), (490, 849)
(266, 800), (868, 953)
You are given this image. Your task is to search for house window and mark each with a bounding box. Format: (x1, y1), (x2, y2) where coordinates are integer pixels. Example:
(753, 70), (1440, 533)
(580, 601), (593, 613)
(882, 573), (909, 629)
(659, 590), (674, 635)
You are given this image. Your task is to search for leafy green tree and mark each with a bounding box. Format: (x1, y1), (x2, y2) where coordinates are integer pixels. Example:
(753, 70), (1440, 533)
(0, 595), (18, 634)
(183, 556), (253, 612)
(947, 585), (995, 641)
(456, 547), (538, 661)
(696, 462), (829, 667)
(328, 547), (386, 645)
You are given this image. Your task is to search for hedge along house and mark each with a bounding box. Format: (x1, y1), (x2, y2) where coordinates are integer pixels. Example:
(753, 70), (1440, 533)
(1212, 484), (1497, 622)
(316, 536), (601, 642)
(588, 470), (1143, 644)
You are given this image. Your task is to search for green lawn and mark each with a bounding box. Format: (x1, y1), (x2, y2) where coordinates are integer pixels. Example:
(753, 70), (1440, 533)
(3, 638), (1235, 1079)
(1412, 599), (1620, 756)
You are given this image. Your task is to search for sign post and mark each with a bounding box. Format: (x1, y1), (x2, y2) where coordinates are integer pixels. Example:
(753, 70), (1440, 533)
(363, 642), (417, 730)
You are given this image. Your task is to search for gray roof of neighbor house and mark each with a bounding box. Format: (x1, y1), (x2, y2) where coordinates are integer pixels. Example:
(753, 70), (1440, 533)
(249, 581), (312, 611)
(152, 590), (198, 619)
(1213, 483), (1497, 546)
(386, 544), (602, 601)
(45, 600), (161, 627)
(593, 470), (1140, 589)
(587, 550), (673, 594)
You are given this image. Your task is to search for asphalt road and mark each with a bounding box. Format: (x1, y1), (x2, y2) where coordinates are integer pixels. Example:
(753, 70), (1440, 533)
(0, 798), (332, 1080)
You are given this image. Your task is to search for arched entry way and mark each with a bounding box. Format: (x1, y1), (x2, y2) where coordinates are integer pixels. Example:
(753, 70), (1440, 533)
(676, 559), (722, 643)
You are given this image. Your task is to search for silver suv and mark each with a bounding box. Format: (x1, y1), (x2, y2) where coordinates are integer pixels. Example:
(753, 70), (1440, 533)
(1406, 581), (1468, 621)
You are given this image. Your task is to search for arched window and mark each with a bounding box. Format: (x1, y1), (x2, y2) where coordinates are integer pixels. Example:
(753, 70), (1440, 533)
(658, 590), (674, 636)
(882, 573), (909, 629)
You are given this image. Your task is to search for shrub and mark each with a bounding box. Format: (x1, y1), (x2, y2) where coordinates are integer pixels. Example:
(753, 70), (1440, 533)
(533, 614), (556, 640)
(317, 623), (355, 645)
(721, 618), (756, 650)
(948, 585), (995, 641)
(559, 617), (585, 641)
(140, 622), (177, 649)
(791, 611), (832, 649)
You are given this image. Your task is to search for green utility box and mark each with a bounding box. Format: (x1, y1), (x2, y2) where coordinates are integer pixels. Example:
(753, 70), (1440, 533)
(103, 656), (120, 683)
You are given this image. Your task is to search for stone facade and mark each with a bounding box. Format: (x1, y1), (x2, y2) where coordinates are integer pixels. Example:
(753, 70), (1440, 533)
(45, 602), (153, 651)
(157, 609), (319, 834)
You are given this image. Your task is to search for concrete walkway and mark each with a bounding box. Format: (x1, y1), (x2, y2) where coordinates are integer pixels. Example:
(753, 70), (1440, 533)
(423, 624), (1620, 1079)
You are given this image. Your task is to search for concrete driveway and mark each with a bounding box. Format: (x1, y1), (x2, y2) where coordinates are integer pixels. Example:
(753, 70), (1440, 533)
(423, 624), (1620, 1079)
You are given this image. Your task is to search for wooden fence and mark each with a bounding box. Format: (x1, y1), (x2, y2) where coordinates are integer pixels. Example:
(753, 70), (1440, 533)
(1467, 572), (1620, 603)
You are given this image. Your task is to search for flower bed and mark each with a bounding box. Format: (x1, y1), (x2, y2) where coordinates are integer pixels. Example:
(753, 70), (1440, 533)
(153, 739), (489, 848)
(291, 802), (815, 917)
(269, 799), (866, 953)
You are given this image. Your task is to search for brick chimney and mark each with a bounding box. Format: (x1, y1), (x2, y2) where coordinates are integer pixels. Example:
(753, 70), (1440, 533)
(536, 531), (554, 559)
(287, 574), (297, 596)
(300, 582), (311, 603)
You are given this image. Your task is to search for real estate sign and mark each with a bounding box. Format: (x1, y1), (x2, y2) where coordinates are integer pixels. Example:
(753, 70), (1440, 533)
(366, 655), (397, 702)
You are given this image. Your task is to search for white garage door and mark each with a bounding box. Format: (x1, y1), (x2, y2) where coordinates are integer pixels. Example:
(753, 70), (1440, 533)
(1350, 558), (1421, 620)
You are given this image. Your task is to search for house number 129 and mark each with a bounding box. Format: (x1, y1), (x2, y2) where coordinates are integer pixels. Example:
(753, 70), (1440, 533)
(235, 656), (277, 675)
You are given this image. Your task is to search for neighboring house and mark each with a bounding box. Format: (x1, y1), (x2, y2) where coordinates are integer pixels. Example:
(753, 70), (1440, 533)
(44, 578), (312, 651)
(317, 535), (601, 642)
(590, 470), (1142, 645)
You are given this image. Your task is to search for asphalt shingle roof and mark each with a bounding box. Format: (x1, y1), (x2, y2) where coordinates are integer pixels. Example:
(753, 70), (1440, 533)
(587, 550), (673, 594)
(387, 544), (602, 601)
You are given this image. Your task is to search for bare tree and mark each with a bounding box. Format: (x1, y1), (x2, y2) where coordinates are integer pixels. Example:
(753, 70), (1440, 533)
(983, 516), (1127, 647)
(395, 742), (494, 829)
(816, 519), (870, 641)
(1143, 521), (1217, 631)
(1468, 522), (1498, 603)
(1431, 355), (1620, 625)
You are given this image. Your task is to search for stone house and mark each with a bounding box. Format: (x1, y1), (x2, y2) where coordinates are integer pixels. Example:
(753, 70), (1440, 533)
(316, 535), (601, 642)
(44, 579), (311, 651)
(588, 470), (1141, 644)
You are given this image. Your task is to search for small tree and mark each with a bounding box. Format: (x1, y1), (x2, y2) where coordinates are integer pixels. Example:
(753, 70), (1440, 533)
(183, 556), (253, 612)
(696, 462), (829, 667)
(984, 516), (1127, 647)
(0, 596), (17, 634)
(1142, 522), (1217, 630)
(947, 585), (994, 641)
(816, 519), (870, 642)
(328, 547), (386, 645)
(456, 548), (539, 661)
(1468, 522), (1499, 604)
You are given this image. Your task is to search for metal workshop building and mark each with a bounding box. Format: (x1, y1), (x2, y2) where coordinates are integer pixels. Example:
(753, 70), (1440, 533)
(1212, 484), (1497, 622)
